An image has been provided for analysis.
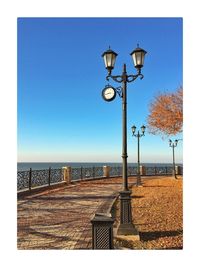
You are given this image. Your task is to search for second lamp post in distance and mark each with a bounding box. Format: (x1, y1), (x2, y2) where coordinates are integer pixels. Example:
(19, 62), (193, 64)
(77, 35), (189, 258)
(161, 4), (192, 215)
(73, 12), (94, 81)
(131, 125), (146, 186)
(169, 139), (180, 179)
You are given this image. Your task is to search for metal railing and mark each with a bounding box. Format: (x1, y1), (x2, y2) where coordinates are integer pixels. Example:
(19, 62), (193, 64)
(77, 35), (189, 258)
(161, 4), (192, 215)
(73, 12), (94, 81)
(17, 165), (182, 191)
(71, 166), (104, 181)
(17, 168), (63, 191)
(145, 166), (173, 175)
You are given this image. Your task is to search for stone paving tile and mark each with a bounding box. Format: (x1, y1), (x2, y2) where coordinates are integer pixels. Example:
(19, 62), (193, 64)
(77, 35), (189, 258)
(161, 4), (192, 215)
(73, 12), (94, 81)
(18, 177), (134, 250)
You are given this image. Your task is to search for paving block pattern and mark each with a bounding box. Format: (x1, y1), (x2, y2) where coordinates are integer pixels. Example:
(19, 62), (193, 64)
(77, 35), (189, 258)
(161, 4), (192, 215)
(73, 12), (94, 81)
(18, 177), (136, 249)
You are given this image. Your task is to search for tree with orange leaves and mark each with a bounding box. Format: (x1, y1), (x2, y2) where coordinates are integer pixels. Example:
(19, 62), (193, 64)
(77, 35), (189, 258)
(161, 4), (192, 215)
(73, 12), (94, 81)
(147, 87), (183, 137)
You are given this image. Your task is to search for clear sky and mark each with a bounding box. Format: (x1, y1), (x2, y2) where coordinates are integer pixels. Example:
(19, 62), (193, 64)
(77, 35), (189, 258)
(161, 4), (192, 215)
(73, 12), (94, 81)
(17, 17), (183, 163)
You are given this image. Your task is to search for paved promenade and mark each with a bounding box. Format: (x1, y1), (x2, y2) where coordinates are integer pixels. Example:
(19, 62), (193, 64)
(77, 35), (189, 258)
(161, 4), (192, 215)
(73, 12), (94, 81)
(18, 177), (135, 249)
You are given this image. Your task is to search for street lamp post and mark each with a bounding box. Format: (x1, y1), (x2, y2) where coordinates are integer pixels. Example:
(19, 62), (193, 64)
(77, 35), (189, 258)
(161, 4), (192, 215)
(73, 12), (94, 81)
(169, 139), (179, 179)
(101, 45), (147, 235)
(131, 125), (146, 186)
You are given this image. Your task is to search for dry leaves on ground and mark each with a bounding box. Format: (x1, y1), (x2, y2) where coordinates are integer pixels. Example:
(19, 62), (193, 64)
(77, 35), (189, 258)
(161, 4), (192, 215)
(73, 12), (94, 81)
(115, 177), (183, 249)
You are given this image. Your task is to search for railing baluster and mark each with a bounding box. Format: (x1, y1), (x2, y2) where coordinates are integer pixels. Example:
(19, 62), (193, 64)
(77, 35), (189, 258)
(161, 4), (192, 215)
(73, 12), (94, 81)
(29, 168), (32, 191)
(81, 166), (83, 180)
(48, 167), (51, 186)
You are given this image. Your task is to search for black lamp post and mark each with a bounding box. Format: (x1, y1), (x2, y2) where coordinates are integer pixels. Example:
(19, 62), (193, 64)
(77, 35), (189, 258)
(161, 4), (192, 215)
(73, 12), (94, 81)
(131, 125), (146, 186)
(101, 44), (147, 235)
(169, 139), (179, 179)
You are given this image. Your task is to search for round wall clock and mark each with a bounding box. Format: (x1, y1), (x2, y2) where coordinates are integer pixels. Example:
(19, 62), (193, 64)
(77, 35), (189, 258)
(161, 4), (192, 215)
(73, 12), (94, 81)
(102, 85), (116, 102)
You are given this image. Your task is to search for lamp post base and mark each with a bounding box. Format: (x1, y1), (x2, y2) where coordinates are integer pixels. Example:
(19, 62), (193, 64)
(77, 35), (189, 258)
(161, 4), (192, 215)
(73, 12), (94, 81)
(172, 170), (177, 179)
(117, 190), (140, 237)
(136, 175), (143, 187)
(117, 223), (140, 237)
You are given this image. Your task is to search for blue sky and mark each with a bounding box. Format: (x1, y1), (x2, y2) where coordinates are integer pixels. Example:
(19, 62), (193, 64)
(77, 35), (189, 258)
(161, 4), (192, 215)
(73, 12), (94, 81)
(17, 17), (183, 163)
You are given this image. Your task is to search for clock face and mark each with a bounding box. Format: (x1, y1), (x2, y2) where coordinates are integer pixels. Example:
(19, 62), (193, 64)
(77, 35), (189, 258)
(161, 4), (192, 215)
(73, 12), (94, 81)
(102, 86), (116, 102)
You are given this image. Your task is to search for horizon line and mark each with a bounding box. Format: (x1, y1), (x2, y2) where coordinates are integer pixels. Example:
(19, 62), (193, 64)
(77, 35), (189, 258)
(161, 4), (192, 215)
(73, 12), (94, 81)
(17, 161), (183, 164)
